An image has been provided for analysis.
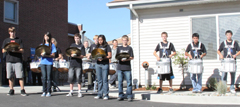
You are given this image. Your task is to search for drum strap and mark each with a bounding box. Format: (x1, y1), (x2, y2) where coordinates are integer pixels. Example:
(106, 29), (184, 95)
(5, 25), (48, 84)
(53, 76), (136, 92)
(191, 42), (201, 50)
(224, 40), (235, 48)
(159, 42), (170, 49)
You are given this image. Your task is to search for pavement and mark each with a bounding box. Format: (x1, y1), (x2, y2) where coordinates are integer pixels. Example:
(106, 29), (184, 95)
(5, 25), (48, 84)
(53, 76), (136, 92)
(0, 85), (240, 106)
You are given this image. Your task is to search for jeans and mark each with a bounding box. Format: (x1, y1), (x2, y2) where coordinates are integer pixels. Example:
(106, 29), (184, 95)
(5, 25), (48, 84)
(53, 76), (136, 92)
(190, 73), (202, 91)
(95, 64), (109, 98)
(221, 72), (236, 90)
(40, 64), (52, 93)
(118, 70), (132, 98)
(68, 67), (82, 84)
(52, 70), (59, 88)
(109, 72), (118, 86)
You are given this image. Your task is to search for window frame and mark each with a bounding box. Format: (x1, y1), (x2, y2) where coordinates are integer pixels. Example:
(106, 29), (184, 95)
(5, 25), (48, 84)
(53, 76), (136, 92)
(189, 12), (240, 61)
(3, 0), (19, 25)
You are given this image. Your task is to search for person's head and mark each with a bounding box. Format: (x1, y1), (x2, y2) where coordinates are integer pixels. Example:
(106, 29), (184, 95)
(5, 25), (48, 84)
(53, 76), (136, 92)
(84, 41), (89, 48)
(74, 33), (81, 44)
(225, 30), (233, 40)
(51, 38), (58, 47)
(122, 35), (129, 45)
(192, 33), (199, 43)
(161, 32), (168, 41)
(43, 32), (52, 44)
(8, 27), (16, 38)
(97, 35), (108, 47)
(112, 39), (118, 47)
(93, 35), (98, 44)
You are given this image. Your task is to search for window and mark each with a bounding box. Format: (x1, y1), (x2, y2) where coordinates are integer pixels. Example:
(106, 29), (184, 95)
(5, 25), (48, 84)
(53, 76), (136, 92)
(192, 17), (217, 60)
(4, 0), (19, 24)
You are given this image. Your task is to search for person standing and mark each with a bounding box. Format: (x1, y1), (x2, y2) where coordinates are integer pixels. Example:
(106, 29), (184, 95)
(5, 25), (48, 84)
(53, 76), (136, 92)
(217, 30), (240, 94)
(185, 33), (207, 93)
(66, 33), (85, 97)
(40, 32), (56, 97)
(1, 27), (27, 96)
(109, 39), (118, 89)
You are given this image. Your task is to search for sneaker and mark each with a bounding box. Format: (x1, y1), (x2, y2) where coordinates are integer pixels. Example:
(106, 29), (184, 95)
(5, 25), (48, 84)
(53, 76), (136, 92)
(78, 93), (83, 98)
(117, 97), (124, 101)
(192, 90), (197, 93)
(21, 89), (27, 96)
(7, 89), (14, 96)
(41, 92), (46, 97)
(230, 89), (236, 94)
(94, 96), (101, 99)
(103, 97), (108, 100)
(46, 92), (51, 97)
(197, 90), (202, 93)
(128, 98), (133, 102)
(157, 88), (163, 94)
(169, 88), (174, 93)
(66, 93), (73, 97)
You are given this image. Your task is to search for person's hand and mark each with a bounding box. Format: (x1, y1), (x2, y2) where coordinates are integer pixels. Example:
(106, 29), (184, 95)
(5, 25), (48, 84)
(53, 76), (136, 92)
(157, 57), (161, 61)
(41, 52), (46, 57)
(3, 49), (7, 53)
(200, 55), (204, 58)
(219, 54), (224, 59)
(189, 55), (193, 60)
(71, 54), (76, 57)
(98, 58), (103, 61)
(121, 58), (127, 62)
(169, 55), (172, 58)
(233, 55), (237, 58)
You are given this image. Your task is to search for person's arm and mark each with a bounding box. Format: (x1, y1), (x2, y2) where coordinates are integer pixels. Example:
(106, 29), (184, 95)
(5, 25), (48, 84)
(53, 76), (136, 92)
(2, 40), (7, 53)
(217, 42), (224, 59)
(99, 46), (112, 61)
(200, 44), (207, 58)
(169, 43), (176, 58)
(233, 42), (240, 58)
(122, 47), (134, 61)
(153, 44), (160, 61)
(185, 44), (192, 59)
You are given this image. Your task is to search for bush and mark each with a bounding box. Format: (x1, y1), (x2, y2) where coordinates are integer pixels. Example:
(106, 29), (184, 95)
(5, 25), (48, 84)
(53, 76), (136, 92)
(208, 78), (217, 90)
(145, 84), (150, 90)
(151, 83), (157, 90)
(216, 81), (227, 95)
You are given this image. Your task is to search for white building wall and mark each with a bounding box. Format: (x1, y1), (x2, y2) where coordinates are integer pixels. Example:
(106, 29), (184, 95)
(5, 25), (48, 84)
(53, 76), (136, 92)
(131, 1), (240, 87)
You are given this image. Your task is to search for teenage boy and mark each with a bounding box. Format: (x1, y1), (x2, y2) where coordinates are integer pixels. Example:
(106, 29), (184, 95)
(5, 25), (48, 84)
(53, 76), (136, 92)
(217, 30), (240, 94)
(1, 27), (27, 96)
(185, 33), (207, 93)
(66, 33), (85, 97)
(153, 32), (176, 94)
(117, 35), (134, 102)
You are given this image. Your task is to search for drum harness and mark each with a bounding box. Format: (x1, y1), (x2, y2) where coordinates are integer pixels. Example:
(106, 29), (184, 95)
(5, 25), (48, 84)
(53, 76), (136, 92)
(190, 42), (202, 59)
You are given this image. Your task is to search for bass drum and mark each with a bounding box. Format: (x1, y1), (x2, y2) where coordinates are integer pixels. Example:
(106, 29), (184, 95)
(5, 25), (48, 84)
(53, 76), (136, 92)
(30, 62), (41, 73)
(58, 61), (70, 73)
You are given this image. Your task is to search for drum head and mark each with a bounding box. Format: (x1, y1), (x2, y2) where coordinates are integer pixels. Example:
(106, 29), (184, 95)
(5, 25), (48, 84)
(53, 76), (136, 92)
(58, 68), (69, 73)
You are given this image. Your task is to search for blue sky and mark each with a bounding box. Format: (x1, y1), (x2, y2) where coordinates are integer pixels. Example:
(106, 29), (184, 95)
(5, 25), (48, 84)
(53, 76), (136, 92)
(68, 0), (130, 42)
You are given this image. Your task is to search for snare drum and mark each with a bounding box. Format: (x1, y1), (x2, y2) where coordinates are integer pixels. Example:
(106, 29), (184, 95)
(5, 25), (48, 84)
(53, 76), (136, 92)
(53, 61), (59, 71)
(156, 58), (171, 74)
(30, 62), (41, 73)
(109, 63), (116, 75)
(188, 59), (203, 74)
(221, 58), (236, 72)
(58, 61), (70, 73)
(83, 62), (95, 74)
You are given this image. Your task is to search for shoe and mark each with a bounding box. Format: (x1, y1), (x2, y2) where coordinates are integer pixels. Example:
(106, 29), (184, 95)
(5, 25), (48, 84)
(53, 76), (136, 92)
(192, 90), (197, 93)
(41, 92), (46, 97)
(21, 89), (27, 96)
(128, 98), (133, 102)
(7, 89), (14, 96)
(230, 89), (236, 94)
(117, 98), (124, 101)
(46, 92), (51, 97)
(169, 88), (174, 93)
(197, 90), (202, 93)
(94, 96), (101, 99)
(78, 93), (83, 98)
(157, 88), (162, 94)
(103, 97), (108, 100)
(66, 92), (73, 97)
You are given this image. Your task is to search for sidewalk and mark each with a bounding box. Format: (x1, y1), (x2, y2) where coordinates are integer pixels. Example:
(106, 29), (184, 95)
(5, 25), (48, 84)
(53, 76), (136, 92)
(0, 85), (240, 105)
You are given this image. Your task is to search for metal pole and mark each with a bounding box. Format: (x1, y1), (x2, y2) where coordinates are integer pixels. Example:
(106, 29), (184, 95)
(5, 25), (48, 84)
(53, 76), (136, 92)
(145, 69), (148, 87)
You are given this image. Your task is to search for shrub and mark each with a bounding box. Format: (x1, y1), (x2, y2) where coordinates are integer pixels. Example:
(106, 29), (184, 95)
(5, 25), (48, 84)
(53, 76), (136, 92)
(216, 81), (227, 95)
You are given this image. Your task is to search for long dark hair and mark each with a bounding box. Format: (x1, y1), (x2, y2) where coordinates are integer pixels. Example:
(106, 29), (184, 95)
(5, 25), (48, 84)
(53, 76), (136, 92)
(43, 32), (52, 49)
(97, 35), (108, 48)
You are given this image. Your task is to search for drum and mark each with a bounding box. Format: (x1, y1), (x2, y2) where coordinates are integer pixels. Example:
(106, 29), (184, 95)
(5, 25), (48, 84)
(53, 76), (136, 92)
(30, 62), (41, 73)
(53, 61), (59, 71)
(188, 59), (203, 74)
(156, 58), (171, 74)
(109, 63), (116, 75)
(83, 62), (95, 74)
(221, 58), (236, 72)
(58, 61), (70, 73)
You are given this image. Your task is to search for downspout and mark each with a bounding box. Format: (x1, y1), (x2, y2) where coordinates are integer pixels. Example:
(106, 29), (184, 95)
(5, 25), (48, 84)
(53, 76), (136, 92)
(129, 4), (140, 88)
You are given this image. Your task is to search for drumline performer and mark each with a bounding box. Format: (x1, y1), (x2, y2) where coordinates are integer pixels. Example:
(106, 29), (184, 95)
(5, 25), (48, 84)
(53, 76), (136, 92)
(109, 39), (118, 89)
(51, 38), (63, 92)
(81, 41), (90, 87)
(217, 30), (240, 94)
(1, 27), (27, 96)
(153, 32), (176, 94)
(39, 32), (56, 97)
(116, 35), (134, 102)
(66, 33), (85, 97)
(94, 35), (112, 100)
(185, 33), (207, 93)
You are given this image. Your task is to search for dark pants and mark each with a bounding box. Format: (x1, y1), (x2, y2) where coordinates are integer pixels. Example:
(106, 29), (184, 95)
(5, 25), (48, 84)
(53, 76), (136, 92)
(40, 64), (52, 93)
(32, 72), (42, 85)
